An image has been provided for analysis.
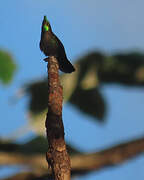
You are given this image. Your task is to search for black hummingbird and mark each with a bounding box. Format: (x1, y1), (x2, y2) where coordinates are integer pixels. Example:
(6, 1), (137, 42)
(40, 16), (75, 73)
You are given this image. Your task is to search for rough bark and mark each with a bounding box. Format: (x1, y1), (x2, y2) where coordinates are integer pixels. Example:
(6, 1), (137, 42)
(44, 56), (71, 180)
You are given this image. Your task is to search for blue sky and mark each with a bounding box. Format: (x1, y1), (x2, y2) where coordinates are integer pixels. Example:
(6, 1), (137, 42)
(0, 0), (144, 179)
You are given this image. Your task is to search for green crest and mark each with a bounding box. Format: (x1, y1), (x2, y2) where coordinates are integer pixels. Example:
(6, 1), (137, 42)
(44, 24), (49, 31)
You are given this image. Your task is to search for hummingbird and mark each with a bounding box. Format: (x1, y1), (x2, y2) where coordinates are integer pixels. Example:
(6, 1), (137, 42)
(40, 16), (75, 73)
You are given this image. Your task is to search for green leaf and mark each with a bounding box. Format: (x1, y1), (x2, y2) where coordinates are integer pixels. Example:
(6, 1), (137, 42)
(0, 50), (17, 85)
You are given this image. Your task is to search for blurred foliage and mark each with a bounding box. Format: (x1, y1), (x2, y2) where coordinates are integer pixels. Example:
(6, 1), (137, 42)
(1, 51), (144, 179)
(76, 51), (144, 86)
(26, 80), (48, 114)
(69, 87), (105, 120)
(24, 51), (144, 128)
(0, 136), (81, 155)
(99, 52), (144, 85)
(0, 50), (17, 85)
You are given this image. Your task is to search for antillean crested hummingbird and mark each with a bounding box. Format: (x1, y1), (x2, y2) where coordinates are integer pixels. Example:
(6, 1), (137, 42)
(40, 16), (75, 73)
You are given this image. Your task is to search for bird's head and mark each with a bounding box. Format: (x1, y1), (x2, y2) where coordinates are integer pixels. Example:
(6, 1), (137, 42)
(42, 16), (52, 32)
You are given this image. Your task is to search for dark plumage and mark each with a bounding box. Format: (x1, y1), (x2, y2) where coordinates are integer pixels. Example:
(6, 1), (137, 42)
(40, 16), (75, 73)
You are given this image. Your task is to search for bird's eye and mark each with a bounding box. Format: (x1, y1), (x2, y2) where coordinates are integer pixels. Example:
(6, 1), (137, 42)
(44, 25), (49, 31)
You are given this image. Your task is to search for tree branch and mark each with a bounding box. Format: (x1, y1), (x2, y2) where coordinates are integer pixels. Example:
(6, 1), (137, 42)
(71, 136), (144, 171)
(44, 56), (71, 180)
(0, 136), (144, 177)
(0, 172), (44, 180)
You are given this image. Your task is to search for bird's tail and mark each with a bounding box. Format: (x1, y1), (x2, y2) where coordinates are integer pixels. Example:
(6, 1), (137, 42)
(59, 59), (75, 73)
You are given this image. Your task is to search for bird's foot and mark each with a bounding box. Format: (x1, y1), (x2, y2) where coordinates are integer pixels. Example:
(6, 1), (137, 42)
(43, 57), (49, 62)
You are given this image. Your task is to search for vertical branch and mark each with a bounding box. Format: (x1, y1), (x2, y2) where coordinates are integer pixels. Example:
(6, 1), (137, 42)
(45, 56), (71, 180)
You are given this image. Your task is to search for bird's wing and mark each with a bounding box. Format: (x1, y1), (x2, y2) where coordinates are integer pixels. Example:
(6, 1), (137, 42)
(39, 40), (44, 52)
(53, 34), (67, 59)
